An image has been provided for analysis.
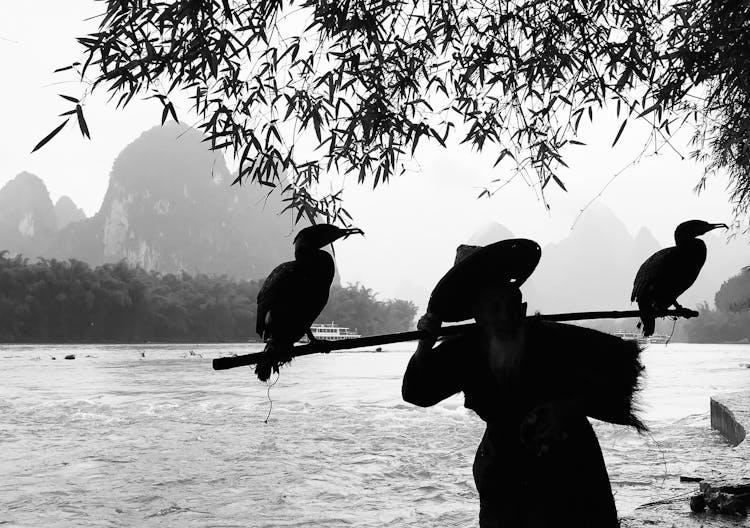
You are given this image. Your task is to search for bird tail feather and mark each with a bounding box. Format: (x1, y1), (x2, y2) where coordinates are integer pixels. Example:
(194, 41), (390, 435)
(637, 300), (656, 337)
(641, 316), (655, 337)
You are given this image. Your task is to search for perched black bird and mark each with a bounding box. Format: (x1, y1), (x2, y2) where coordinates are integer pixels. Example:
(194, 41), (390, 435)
(632, 220), (727, 336)
(255, 224), (364, 381)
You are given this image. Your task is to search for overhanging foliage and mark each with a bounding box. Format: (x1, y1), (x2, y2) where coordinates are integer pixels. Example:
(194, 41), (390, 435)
(40, 0), (750, 224)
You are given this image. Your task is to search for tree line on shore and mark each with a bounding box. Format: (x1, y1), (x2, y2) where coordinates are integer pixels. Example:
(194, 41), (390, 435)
(681, 269), (750, 344)
(578, 268), (750, 343)
(2, 249), (746, 344)
(0, 252), (417, 343)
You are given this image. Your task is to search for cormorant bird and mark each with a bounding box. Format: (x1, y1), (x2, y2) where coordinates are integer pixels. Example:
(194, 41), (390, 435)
(255, 224), (364, 381)
(632, 220), (727, 336)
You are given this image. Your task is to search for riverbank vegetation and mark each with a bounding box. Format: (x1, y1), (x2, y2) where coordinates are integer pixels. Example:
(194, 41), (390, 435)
(681, 269), (750, 344)
(580, 268), (750, 343)
(0, 252), (417, 343)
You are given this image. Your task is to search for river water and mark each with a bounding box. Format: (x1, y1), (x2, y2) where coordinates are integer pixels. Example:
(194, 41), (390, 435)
(2, 342), (749, 527)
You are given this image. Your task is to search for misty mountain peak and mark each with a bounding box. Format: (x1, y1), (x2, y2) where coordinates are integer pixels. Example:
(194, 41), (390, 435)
(526, 203), (638, 313)
(570, 202), (631, 242)
(54, 196), (86, 230)
(46, 124), (296, 279)
(632, 226), (661, 261)
(1, 172), (52, 204)
(0, 172), (57, 254)
(467, 222), (515, 245)
(107, 123), (230, 195)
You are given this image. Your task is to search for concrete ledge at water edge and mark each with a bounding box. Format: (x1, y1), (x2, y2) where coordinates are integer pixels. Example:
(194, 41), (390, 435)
(710, 392), (749, 447)
(621, 392), (750, 527)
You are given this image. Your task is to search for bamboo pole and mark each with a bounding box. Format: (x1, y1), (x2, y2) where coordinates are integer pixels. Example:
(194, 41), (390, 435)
(212, 308), (697, 371)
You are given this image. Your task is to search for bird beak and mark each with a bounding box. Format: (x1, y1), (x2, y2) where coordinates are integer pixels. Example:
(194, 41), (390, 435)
(340, 227), (365, 239)
(328, 227), (363, 257)
(710, 223), (729, 230)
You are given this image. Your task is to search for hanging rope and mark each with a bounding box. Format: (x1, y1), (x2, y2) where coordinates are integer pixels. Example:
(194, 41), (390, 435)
(262, 371), (280, 424)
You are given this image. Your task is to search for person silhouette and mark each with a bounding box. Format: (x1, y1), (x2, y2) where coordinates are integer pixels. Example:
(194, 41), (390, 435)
(402, 240), (646, 527)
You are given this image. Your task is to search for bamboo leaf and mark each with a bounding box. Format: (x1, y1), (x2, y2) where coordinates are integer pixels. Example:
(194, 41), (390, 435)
(612, 119), (628, 147)
(31, 120), (69, 153)
(75, 104), (91, 139)
(221, 0), (233, 22)
(637, 103), (661, 118)
(53, 63), (78, 73)
(167, 102), (178, 123)
(312, 112), (322, 141)
(552, 175), (567, 191)
(59, 94), (80, 103)
(493, 149), (510, 167)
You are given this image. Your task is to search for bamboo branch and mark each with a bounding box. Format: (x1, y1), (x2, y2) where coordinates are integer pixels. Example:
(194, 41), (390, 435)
(212, 308), (697, 371)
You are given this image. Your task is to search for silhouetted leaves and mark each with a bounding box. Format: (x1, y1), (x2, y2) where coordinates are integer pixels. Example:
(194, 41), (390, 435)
(160, 101), (178, 125)
(53, 63), (80, 73)
(552, 175), (567, 192)
(43, 0), (750, 222)
(75, 105), (90, 139)
(612, 119), (628, 147)
(655, 1), (750, 220)
(31, 120), (69, 153)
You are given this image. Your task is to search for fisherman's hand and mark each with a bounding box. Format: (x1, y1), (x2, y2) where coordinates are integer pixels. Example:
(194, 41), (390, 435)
(417, 312), (442, 349)
(519, 399), (581, 457)
(418, 312), (441, 337)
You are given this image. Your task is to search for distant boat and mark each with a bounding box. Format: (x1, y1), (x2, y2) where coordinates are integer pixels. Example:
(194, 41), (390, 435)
(299, 322), (362, 343)
(614, 332), (670, 345)
(64, 354), (76, 360)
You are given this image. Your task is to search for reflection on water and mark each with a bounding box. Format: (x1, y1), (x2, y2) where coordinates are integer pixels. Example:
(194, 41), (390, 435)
(1, 343), (748, 527)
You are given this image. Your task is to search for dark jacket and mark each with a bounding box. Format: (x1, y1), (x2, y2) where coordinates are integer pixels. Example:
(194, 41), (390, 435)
(402, 320), (645, 527)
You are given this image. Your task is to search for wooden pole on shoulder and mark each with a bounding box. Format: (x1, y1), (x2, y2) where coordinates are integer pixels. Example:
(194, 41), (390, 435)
(212, 308), (697, 371)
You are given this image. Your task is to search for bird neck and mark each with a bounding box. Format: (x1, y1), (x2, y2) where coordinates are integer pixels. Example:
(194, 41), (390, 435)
(295, 244), (328, 259)
(295, 246), (334, 269)
(674, 235), (705, 247)
(297, 249), (335, 288)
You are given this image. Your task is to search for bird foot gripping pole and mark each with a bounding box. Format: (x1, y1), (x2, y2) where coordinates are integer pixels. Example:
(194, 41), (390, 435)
(212, 308), (697, 371)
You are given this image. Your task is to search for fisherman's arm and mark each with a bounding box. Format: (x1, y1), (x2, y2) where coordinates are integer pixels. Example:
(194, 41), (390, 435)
(402, 313), (464, 407)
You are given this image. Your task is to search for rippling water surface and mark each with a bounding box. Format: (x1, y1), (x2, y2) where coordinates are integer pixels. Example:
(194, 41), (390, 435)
(2, 343), (749, 527)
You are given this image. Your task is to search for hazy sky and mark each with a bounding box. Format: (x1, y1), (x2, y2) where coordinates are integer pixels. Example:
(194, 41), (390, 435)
(1, 2), (746, 307)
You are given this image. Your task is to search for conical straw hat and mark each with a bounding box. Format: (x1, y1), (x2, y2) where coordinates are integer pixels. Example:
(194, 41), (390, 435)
(427, 238), (541, 322)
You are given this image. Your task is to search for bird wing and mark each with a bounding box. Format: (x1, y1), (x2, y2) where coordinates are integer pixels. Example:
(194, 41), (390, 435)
(256, 260), (299, 339)
(632, 248), (675, 303)
(632, 247), (698, 307)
